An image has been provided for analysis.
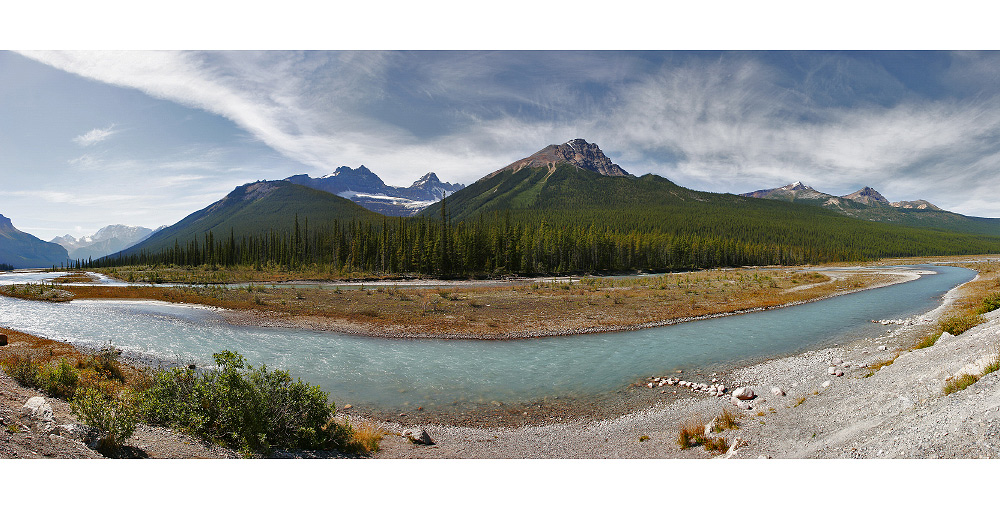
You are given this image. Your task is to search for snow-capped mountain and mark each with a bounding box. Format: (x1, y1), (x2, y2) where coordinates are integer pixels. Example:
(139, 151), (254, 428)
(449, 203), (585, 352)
(52, 224), (154, 260)
(286, 167), (464, 216)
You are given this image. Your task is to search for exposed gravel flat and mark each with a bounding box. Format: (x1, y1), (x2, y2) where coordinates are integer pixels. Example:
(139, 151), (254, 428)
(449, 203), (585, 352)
(375, 279), (1000, 458)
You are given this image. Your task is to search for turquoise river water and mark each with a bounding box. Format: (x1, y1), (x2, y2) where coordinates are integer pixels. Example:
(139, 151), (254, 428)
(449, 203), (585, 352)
(0, 265), (975, 411)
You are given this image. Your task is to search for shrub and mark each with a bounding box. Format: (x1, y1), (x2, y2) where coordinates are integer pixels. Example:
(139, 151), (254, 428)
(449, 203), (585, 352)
(939, 315), (984, 336)
(979, 292), (1000, 314)
(139, 350), (350, 456)
(71, 387), (138, 455)
(2, 353), (41, 388)
(944, 373), (979, 395)
(40, 358), (80, 399)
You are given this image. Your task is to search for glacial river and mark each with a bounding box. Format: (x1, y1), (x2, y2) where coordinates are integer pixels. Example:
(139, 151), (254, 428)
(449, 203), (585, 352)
(0, 265), (975, 411)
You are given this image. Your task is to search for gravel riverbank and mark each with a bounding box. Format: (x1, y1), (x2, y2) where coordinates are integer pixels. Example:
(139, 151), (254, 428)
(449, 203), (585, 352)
(371, 272), (1000, 458)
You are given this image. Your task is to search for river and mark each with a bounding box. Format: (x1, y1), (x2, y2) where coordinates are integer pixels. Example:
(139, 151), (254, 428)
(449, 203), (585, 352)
(0, 264), (975, 412)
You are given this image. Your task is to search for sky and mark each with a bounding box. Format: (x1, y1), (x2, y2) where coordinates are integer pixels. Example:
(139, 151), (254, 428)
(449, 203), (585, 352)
(3, 10), (1000, 241)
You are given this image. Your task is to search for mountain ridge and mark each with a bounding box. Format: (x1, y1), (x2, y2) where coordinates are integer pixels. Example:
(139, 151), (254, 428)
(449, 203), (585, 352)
(0, 213), (69, 269)
(286, 167), (464, 216)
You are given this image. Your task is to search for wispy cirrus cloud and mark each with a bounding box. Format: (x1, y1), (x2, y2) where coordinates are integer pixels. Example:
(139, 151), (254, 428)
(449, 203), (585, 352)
(72, 124), (117, 146)
(19, 50), (1000, 218)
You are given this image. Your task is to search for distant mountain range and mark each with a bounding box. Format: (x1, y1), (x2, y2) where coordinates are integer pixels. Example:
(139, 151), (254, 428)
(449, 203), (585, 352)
(741, 181), (1000, 236)
(0, 213), (68, 269)
(286, 166), (464, 216)
(52, 224), (156, 260)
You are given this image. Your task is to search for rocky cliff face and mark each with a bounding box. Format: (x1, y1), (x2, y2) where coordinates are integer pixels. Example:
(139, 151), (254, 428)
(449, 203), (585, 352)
(493, 139), (631, 178)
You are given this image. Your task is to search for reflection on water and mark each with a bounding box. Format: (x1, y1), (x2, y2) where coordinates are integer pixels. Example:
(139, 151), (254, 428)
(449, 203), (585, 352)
(0, 265), (974, 411)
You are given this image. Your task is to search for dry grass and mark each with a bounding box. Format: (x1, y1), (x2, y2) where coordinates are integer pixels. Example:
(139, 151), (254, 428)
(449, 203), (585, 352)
(943, 373), (980, 395)
(944, 349), (1000, 395)
(864, 353), (900, 377)
(713, 407), (740, 432)
(4, 265), (910, 339)
(677, 416), (708, 449)
(341, 419), (385, 454)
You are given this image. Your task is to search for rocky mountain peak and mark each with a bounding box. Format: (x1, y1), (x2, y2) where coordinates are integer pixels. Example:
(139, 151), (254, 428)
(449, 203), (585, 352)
(412, 172), (442, 187)
(843, 187), (889, 205)
(0, 214), (13, 231)
(497, 139), (630, 177)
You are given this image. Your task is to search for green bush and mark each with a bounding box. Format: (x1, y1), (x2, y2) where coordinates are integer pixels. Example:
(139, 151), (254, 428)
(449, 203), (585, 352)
(939, 315), (984, 336)
(71, 387), (138, 455)
(979, 292), (1000, 314)
(139, 351), (348, 456)
(40, 358), (80, 398)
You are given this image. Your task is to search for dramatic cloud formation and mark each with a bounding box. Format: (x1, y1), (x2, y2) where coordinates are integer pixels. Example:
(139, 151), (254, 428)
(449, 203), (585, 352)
(72, 125), (117, 146)
(6, 50), (1000, 237)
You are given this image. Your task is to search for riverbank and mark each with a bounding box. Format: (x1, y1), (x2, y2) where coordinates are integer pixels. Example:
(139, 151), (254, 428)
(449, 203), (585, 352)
(4, 265), (916, 340)
(367, 258), (1000, 458)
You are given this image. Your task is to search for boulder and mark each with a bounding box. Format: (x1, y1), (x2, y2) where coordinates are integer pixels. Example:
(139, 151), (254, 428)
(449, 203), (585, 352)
(403, 428), (434, 445)
(834, 369), (844, 377)
(20, 396), (53, 422)
(732, 387), (755, 400)
(828, 366), (837, 375)
(878, 345), (887, 351)
(0, 333), (7, 346)
(770, 386), (785, 397)
(821, 380), (832, 388)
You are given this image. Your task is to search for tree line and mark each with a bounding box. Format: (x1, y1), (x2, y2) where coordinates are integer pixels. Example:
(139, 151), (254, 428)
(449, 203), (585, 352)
(83, 199), (1000, 277)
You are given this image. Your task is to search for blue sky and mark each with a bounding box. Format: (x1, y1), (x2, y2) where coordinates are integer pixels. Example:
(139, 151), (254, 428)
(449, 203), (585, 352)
(4, 46), (1000, 239)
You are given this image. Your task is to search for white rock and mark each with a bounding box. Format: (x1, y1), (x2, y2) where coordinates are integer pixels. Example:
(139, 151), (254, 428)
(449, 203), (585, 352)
(20, 396), (53, 422)
(403, 428), (434, 445)
(833, 358), (843, 365)
(822, 380), (832, 388)
(834, 369), (844, 377)
(828, 366), (837, 375)
(770, 386), (785, 397)
(878, 345), (887, 351)
(732, 387), (755, 400)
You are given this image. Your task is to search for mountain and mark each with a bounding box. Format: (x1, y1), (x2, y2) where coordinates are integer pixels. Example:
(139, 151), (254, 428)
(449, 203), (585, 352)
(842, 186), (889, 206)
(488, 138), (631, 178)
(118, 180), (380, 257)
(52, 224), (153, 260)
(422, 139), (688, 222)
(286, 166), (464, 216)
(741, 182), (1000, 236)
(0, 214), (69, 269)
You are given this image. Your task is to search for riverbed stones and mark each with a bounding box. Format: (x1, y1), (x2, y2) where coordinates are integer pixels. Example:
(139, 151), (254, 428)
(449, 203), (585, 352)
(403, 428), (434, 445)
(733, 387), (755, 400)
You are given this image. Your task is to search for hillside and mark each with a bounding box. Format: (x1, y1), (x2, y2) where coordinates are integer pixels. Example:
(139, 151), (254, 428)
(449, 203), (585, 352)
(117, 180), (381, 257)
(741, 182), (1000, 237)
(0, 214), (68, 269)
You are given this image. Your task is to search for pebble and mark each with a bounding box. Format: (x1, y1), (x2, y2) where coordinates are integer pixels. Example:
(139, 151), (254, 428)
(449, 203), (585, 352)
(822, 380), (832, 388)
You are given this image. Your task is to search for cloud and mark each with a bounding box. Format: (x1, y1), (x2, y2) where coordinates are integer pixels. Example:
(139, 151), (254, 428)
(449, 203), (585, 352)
(20, 51), (1000, 218)
(73, 124), (117, 146)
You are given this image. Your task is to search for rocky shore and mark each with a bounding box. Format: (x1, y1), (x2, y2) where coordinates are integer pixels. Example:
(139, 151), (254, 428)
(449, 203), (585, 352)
(370, 272), (1000, 458)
